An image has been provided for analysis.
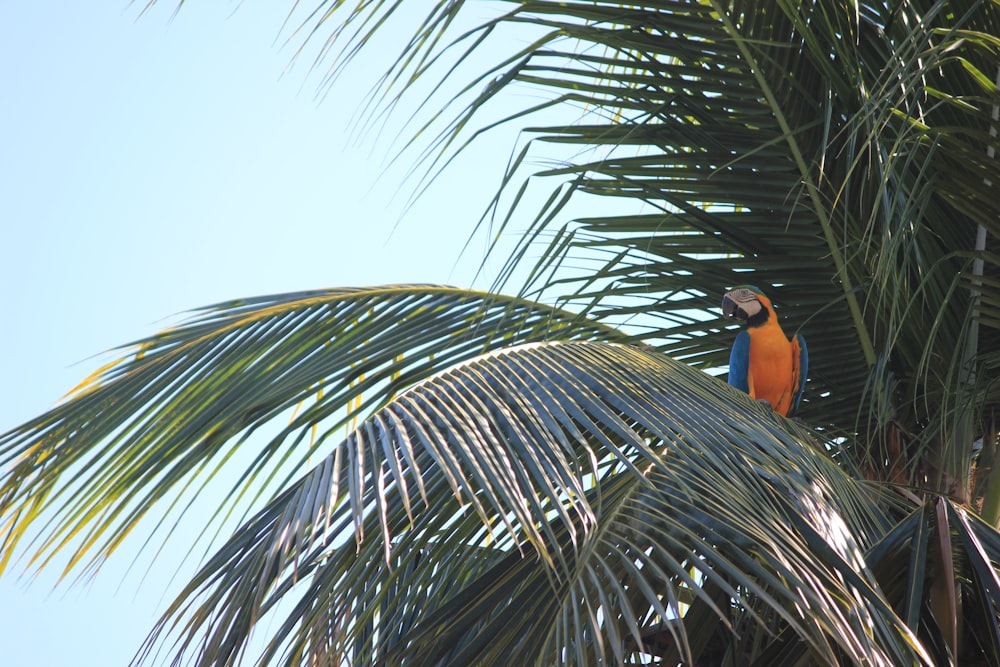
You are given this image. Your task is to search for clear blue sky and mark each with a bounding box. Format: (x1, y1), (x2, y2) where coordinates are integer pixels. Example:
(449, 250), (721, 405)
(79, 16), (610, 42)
(0, 2), (552, 664)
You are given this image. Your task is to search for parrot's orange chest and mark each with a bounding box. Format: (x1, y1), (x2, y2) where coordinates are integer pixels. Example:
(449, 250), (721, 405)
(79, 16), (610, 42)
(746, 322), (795, 415)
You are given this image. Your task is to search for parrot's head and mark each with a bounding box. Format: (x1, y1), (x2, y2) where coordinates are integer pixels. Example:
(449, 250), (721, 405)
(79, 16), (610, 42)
(722, 285), (772, 327)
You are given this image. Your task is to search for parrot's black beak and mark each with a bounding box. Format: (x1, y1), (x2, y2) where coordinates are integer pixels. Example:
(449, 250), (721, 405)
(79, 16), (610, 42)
(721, 294), (746, 321)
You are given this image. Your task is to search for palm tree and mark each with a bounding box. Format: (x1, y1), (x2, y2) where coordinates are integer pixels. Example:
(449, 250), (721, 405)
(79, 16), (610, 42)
(3, 0), (1000, 664)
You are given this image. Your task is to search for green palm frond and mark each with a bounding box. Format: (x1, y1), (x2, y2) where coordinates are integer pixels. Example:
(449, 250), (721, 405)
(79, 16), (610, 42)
(0, 286), (625, 579)
(138, 341), (928, 667)
(867, 498), (1000, 664)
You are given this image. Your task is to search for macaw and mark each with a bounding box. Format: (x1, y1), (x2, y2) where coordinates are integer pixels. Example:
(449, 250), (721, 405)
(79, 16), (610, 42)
(722, 286), (807, 416)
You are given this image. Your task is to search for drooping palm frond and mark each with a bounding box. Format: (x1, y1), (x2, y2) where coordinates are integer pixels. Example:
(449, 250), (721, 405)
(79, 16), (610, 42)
(136, 341), (930, 667)
(0, 286), (625, 580)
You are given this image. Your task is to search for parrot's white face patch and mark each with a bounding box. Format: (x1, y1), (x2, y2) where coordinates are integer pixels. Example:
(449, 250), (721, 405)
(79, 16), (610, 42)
(729, 288), (757, 304)
(722, 288), (763, 321)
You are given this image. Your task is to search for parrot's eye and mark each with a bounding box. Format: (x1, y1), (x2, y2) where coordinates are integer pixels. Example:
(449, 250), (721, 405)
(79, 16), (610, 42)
(733, 288), (756, 302)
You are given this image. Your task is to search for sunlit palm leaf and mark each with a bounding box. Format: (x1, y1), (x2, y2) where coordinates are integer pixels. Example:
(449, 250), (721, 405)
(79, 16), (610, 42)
(0, 286), (625, 578)
(140, 341), (929, 666)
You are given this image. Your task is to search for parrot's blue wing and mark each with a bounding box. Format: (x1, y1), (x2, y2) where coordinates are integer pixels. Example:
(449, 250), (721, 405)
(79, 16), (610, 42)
(793, 333), (808, 413)
(728, 330), (750, 393)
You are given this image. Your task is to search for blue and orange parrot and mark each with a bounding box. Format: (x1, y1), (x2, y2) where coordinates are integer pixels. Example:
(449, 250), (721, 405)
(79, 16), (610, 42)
(722, 286), (807, 416)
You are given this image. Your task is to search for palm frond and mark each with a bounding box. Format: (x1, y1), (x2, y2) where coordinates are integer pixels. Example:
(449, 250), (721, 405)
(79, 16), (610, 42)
(867, 498), (1000, 664)
(0, 285), (624, 580)
(139, 341), (929, 666)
